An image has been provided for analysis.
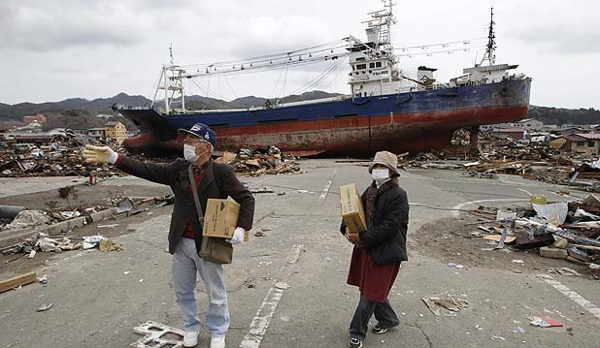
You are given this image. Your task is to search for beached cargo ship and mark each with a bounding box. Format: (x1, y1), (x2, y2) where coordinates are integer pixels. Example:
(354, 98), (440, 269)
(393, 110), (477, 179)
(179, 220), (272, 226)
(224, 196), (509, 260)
(116, 3), (531, 157)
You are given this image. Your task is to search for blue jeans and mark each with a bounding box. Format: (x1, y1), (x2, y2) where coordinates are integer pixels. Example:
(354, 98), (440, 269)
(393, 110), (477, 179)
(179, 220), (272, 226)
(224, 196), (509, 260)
(171, 238), (230, 337)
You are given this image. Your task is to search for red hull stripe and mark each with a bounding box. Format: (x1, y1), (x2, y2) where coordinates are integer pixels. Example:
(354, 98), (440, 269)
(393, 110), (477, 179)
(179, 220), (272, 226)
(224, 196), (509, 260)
(214, 106), (528, 137)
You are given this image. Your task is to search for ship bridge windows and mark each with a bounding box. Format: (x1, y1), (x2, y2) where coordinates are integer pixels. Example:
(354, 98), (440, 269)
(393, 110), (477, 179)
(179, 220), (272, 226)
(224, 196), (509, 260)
(367, 62), (383, 69)
(356, 64), (367, 70)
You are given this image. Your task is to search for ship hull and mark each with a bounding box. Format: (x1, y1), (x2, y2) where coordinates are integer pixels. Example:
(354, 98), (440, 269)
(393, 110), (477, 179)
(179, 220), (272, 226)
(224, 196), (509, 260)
(120, 78), (531, 157)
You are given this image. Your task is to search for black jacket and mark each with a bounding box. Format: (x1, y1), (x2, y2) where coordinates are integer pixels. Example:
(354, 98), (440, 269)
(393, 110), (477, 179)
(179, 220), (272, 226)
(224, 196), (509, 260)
(116, 156), (255, 254)
(340, 184), (409, 264)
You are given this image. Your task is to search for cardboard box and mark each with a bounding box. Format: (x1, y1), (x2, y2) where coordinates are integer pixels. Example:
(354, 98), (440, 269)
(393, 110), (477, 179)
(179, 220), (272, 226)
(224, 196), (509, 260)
(203, 197), (240, 239)
(340, 183), (367, 233)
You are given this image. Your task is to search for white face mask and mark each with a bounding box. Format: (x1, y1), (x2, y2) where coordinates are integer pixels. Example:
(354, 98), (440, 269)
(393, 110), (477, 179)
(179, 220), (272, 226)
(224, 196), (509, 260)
(183, 144), (201, 163)
(371, 168), (390, 186)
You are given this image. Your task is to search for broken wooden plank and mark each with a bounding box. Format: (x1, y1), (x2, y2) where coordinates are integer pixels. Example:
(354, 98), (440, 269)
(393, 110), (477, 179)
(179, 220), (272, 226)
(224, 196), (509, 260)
(483, 234), (516, 244)
(570, 244), (600, 252)
(0, 272), (37, 293)
(468, 211), (496, 220)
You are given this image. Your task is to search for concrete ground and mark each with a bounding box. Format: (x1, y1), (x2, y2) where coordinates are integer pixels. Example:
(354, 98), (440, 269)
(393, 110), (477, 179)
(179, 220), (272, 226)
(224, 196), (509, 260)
(1, 159), (599, 348)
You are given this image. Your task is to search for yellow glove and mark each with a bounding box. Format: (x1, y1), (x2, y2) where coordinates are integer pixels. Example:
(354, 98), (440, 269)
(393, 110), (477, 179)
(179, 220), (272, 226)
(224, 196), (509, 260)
(82, 145), (118, 164)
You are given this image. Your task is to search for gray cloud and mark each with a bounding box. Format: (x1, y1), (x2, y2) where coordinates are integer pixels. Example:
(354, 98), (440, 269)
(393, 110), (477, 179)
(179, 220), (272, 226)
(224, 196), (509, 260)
(0, 1), (159, 51)
(501, 0), (600, 54)
(510, 24), (600, 54)
(1, 0), (599, 109)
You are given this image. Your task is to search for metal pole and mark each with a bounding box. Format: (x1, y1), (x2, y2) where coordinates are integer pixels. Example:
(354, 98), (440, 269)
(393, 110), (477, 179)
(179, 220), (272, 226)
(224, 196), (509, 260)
(181, 71), (186, 111)
(163, 66), (169, 114)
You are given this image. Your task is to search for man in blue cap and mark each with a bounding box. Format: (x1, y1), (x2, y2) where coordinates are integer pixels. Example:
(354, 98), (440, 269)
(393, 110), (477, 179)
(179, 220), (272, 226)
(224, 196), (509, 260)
(83, 123), (255, 348)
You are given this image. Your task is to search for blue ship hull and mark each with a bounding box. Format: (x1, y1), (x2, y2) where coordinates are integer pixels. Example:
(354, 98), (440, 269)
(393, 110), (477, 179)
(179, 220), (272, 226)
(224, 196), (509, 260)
(119, 77), (531, 157)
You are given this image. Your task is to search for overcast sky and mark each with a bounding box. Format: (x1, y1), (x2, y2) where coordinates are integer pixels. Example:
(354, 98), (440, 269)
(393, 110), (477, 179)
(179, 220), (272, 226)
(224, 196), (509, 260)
(1, 0), (599, 109)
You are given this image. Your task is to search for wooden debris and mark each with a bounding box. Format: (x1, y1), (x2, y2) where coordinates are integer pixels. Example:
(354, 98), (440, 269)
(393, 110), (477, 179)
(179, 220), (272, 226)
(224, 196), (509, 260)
(0, 272), (37, 293)
(215, 147), (301, 176)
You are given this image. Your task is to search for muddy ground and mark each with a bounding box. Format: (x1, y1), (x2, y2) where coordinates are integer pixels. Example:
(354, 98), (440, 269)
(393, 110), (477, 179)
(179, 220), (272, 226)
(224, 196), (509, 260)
(0, 183), (172, 211)
(0, 182), (172, 279)
(410, 211), (599, 279)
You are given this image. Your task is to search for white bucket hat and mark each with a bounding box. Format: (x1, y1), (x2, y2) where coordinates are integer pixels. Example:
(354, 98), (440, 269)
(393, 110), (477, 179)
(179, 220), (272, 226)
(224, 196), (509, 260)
(368, 151), (400, 176)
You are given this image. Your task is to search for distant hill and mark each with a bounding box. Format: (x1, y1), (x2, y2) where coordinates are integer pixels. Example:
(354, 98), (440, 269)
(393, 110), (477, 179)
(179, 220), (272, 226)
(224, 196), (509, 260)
(0, 93), (152, 121)
(528, 106), (600, 126)
(143, 91), (343, 110)
(89, 93), (151, 111)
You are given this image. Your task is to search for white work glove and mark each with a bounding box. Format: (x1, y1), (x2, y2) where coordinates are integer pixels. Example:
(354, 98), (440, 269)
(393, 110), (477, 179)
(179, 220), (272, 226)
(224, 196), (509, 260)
(227, 227), (245, 245)
(82, 145), (118, 164)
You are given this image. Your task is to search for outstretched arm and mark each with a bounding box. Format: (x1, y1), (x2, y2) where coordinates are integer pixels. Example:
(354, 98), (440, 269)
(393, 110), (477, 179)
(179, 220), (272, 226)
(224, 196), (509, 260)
(82, 145), (180, 186)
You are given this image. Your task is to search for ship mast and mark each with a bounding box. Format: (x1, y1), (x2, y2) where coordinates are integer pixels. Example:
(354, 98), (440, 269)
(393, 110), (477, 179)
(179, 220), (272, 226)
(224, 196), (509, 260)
(153, 45), (186, 114)
(480, 7), (496, 66)
(361, 0), (397, 59)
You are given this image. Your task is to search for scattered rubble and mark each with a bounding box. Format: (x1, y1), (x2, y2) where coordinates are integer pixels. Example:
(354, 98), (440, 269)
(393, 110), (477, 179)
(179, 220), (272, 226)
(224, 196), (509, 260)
(0, 187), (174, 234)
(0, 135), (120, 178)
(1, 233), (125, 256)
(401, 131), (600, 192)
(422, 294), (469, 316)
(99, 238), (124, 252)
(528, 316), (564, 328)
(0, 272), (37, 293)
(2, 137), (302, 178)
(36, 303), (53, 312)
(0, 189), (174, 255)
(464, 193), (600, 273)
(215, 146), (302, 176)
(131, 321), (185, 348)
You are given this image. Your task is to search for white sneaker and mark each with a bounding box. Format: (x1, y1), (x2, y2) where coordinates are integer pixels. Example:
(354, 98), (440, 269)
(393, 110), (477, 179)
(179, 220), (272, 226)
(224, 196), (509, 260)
(210, 336), (225, 348)
(183, 331), (199, 347)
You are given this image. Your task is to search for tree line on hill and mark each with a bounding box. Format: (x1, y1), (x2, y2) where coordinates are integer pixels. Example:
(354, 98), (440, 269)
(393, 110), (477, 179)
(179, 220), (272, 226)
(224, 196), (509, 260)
(528, 106), (600, 126)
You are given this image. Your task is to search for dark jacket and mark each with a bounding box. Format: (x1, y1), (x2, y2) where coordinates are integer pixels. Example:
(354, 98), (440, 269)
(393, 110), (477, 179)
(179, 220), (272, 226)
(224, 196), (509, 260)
(340, 184), (409, 264)
(116, 156), (255, 254)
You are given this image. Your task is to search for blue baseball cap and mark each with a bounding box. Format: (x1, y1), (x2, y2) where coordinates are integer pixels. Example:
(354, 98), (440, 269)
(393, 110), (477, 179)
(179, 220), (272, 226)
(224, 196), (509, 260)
(178, 123), (217, 148)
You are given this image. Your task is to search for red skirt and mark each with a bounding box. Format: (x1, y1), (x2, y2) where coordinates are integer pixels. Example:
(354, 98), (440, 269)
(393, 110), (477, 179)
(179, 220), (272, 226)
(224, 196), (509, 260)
(347, 247), (400, 302)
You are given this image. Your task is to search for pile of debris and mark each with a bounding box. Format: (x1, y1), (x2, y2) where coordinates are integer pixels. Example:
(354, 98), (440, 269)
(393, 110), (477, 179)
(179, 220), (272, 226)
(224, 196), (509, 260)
(464, 133), (579, 184)
(1, 142), (85, 177)
(0, 186), (174, 255)
(1, 135), (300, 178)
(216, 146), (301, 176)
(405, 132), (600, 192)
(0, 134), (127, 178)
(467, 194), (600, 270)
(2, 233), (124, 257)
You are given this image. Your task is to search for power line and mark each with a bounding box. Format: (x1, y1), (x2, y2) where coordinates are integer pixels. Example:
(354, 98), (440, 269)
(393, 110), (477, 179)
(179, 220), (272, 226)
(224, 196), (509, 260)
(397, 45), (487, 58)
(395, 37), (487, 52)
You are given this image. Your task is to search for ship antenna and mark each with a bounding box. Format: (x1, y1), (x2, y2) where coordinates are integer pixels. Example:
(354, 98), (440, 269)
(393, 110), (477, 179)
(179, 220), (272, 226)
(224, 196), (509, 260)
(481, 7), (496, 66)
(169, 43), (174, 64)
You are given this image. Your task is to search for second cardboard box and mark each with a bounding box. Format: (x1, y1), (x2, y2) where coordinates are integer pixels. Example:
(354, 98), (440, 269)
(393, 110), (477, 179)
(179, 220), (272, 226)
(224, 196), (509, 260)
(340, 183), (367, 233)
